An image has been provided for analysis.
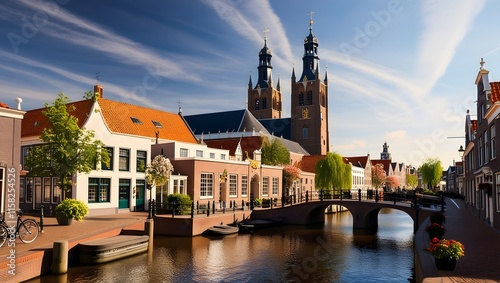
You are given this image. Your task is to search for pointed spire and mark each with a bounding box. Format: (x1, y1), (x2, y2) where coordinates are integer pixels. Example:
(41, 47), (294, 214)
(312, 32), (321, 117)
(248, 74), (252, 89)
(315, 62), (320, 80)
(324, 65), (328, 84)
(277, 75), (281, 91)
(291, 66), (296, 82)
(308, 11), (314, 32)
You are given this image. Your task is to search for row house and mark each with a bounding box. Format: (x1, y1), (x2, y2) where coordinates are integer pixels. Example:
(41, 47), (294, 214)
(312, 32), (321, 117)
(19, 86), (287, 216)
(344, 154), (373, 195)
(0, 99), (25, 215)
(462, 59), (500, 229)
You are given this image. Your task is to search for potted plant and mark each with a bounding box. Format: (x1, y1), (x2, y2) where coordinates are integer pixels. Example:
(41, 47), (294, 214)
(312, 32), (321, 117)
(425, 222), (445, 239)
(428, 238), (465, 270)
(54, 198), (90, 225)
(429, 212), (446, 225)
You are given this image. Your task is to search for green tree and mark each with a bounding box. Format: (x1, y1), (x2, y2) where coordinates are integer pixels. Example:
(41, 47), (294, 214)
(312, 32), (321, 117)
(315, 152), (352, 197)
(145, 155), (174, 188)
(83, 90), (99, 101)
(420, 158), (443, 190)
(406, 174), (418, 190)
(25, 93), (110, 195)
(261, 136), (290, 166)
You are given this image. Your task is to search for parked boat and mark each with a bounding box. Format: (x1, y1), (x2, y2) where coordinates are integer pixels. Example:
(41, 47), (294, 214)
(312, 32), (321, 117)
(203, 225), (239, 236)
(238, 219), (281, 233)
(79, 235), (149, 264)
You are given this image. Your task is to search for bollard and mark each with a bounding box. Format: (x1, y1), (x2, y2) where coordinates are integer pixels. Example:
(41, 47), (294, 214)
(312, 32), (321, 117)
(144, 219), (154, 251)
(207, 201), (210, 216)
(212, 201), (215, 214)
(51, 240), (68, 274)
(191, 201), (194, 218)
(306, 190), (309, 202)
(40, 205), (44, 234)
(358, 189), (361, 201)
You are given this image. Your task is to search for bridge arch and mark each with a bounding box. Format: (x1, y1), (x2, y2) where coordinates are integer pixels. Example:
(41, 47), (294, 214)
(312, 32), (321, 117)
(250, 199), (435, 233)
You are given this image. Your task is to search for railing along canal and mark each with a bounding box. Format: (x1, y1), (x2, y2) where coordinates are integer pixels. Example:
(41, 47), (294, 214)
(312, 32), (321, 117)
(150, 190), (446, 219)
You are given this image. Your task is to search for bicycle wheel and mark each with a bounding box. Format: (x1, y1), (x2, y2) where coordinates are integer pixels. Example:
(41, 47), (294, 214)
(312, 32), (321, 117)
(18, 219), (39, 244)
(0, 225), (8, 247)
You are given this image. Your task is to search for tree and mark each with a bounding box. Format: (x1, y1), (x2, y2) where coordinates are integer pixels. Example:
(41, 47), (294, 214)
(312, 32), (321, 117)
(315, 152), (352, 197)
(261, 136), (290, 166)
(406, 174), (418, 190)
(371, 163), (387, 191)
(283, 164), (301, 191)
(25, 93), (109, 196)
(386, 175), (400, 189)
(83, 90), (99, 101)
(145, 155), (174, 188)
(420, 158), (443, 189)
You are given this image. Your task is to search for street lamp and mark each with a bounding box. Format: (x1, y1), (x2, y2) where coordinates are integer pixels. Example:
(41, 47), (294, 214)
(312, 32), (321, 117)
(458, 145), (465, 158)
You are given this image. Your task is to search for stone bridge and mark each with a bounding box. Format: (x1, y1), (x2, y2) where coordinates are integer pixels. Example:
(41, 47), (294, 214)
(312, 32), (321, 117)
(249, 199), (439, 233)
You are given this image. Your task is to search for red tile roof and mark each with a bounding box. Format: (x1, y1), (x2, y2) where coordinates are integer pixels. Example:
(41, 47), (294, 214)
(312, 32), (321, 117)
(345, 156), (369, 168)
(22, 100), (93, 138)
(490, 82), (500, 103)
(300, 155), (325, 173)
(0, 102), (10, 109)
(371, 159), (391, 172)
(204, 136), (262, 158)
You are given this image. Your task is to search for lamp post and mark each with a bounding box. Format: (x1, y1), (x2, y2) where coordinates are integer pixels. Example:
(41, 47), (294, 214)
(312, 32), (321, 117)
(458, 145), (465, 197)
(147, 183), (152, 219)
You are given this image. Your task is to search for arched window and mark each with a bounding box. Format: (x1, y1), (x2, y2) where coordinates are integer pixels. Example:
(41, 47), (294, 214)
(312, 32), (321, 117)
(255, 99), (260, 110)
(307, 91), (313, 105)
(302, 125), (308, 139)
(299, 93), (304, 106)
(262, 98), (267, 109)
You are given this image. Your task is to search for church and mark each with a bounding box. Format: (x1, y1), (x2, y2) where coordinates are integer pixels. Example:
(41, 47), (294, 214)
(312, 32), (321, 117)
(186, 17), (330, 157)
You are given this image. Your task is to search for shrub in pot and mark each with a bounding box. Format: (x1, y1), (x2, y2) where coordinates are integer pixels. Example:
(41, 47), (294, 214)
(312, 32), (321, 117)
(54, 198), (90, 225)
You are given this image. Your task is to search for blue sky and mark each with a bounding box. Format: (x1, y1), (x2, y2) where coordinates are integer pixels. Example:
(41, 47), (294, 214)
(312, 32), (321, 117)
(1, 0), (500, 169)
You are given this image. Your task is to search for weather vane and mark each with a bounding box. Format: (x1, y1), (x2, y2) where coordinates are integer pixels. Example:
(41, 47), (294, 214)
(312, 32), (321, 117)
(95, 72), (101, 84)
(263, 27), (269, 41)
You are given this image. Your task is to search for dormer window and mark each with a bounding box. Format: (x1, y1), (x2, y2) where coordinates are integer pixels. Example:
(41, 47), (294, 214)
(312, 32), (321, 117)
(130, 117), (142, 124)
(152, 120), (163, 128)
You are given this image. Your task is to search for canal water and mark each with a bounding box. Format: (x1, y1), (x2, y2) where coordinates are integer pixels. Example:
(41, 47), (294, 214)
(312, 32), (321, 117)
(29, 208), (414, 283)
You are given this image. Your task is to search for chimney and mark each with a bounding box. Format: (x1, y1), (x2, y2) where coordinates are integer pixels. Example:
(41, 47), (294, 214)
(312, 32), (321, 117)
(94, 85), (103, 98)
(16, 97), (22, 110)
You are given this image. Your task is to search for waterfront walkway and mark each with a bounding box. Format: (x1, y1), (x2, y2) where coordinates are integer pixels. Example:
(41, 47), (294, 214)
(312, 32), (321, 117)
(416, 198), (500, 283)
(1, 198), (499, 283)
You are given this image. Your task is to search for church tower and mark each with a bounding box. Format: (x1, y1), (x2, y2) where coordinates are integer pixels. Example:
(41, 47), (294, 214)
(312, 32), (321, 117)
(381, 142), (391, 160)
(247, 30), (282, 119)
(290, 15), (329, 155)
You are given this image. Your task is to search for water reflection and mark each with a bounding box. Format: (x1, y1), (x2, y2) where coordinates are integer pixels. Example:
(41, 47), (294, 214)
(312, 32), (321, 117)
(28, 208), (414, 283)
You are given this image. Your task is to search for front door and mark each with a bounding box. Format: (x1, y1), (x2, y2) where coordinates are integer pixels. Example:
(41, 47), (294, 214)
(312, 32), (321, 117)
(135, 180), (145, 211)
(119, 179), (130, 209)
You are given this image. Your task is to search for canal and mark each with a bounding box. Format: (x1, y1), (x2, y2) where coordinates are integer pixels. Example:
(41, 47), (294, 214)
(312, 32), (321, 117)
(29, 208), (414, 282)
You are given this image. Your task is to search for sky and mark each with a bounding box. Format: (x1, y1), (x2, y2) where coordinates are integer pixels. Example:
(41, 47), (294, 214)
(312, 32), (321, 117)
(1, 0), (500, 169)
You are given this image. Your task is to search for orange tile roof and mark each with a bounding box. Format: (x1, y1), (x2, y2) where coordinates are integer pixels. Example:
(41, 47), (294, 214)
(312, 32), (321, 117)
(98, 98), (198, 143)
(490, 82), (500, 103)
(22, 100), (93, 138)
(22, 98), (198, 144)
(0, 102), (10, 109)
(345, 156), (369, 168)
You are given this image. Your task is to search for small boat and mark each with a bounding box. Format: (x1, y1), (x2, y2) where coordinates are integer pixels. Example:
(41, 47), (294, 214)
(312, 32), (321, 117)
(203, 225), (239, 236)
(79, 235), (149, 264)
(238, 219), (282, 233)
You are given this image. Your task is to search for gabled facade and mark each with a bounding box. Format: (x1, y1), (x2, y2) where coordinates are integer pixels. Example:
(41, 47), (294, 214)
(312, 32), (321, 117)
(462, 59), (500, 229)
(20, 86), (198, 215)
(345, 154), (373, 193)
(0, 99), (25, 216)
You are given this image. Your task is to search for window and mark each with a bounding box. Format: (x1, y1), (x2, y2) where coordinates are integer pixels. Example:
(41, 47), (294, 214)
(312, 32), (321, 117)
(19, 177), (25, 203)
(130, 117), (142, 124)
(497, 174), (500, 211)
(479, 136), (483, 165)
(272, 177), (279, 195)
(210, 153), (215, 159)
(196, 150), (203, 158)
(262, 98), (267, 109)
(262, 177), (269, 196)
(299, 93), (304, 106)
(180, 148), (188, 157)
(179, 179), (185, 194)
(491, 126), (496, 159)
(88, 178), (110, 202)
(136, 150), (147, 172)
(152, 120), (163, 128)
(302, 125), (308, 138)
(485, 130), (490, 162)
(102, 147), (114, 170)
(255, 99), (260, 110)
(119, 148), (130, 171)
(229, 174), (237, 197)
(221, 154), (226, 160)
(43, 177), (51, 202)
(241, 175), (248, 196)
(200, 173), (213, 198)
(52, 178), (61, 203)
(307, 91), (313, 105)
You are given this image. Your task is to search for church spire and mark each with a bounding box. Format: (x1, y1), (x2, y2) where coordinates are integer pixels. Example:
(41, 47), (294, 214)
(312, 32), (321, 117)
(256, 28), (273, 89)
(300, 12), (319, 82)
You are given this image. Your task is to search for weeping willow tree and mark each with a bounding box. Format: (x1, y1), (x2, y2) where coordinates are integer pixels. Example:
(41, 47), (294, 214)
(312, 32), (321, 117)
(315, 152), (352, 198)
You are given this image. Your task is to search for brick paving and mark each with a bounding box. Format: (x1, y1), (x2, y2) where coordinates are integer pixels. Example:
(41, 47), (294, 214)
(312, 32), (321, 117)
(417, 198), (500, 283)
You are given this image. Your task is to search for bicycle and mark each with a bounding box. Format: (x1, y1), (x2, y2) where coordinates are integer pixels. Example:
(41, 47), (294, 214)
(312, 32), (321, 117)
(0, 210), (39, 247)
